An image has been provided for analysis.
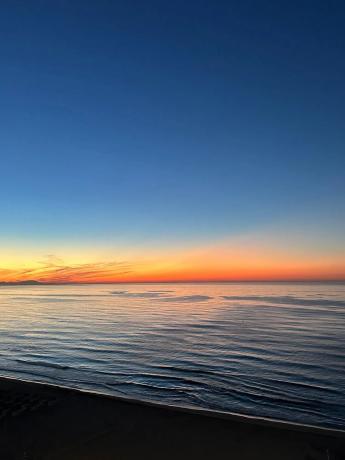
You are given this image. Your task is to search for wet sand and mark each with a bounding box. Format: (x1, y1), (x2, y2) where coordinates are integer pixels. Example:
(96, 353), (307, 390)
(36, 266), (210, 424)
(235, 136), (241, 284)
(0, 376), (344, 459)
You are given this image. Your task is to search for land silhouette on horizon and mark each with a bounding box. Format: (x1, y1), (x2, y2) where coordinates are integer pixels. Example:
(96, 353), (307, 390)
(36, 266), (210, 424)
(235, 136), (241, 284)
(0, 280), (43, 286)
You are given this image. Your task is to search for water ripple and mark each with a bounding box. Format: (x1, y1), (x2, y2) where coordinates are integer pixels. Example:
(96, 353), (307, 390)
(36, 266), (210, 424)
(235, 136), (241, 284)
(0, 282), (344, 429)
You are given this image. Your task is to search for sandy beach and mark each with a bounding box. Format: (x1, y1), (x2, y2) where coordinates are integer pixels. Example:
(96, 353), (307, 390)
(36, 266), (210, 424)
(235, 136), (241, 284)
(0, 376), (344, 459)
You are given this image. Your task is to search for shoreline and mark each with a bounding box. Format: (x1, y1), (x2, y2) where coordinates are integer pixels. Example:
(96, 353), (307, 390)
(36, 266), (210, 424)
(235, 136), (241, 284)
(1, 374), (344, 437)
(1, 375), (344, 459)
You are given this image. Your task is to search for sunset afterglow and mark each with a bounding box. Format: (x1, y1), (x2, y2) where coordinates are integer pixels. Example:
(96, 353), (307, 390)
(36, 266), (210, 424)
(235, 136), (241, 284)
(1, 2), (344, 285)
(2, 227), (344, 283)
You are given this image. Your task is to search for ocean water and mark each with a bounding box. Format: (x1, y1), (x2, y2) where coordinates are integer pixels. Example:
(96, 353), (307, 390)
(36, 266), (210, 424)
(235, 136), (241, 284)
(0, 282), (344, 429)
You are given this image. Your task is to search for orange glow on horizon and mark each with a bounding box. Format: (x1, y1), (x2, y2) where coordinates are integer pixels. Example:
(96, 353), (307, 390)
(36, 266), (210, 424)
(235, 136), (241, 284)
(1, 241), (344, 284)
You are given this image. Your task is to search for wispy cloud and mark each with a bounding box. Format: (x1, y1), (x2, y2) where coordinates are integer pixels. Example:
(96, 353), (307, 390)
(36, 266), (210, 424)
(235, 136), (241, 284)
(0, 255), (133, 283)
(1, 226), (345, 283)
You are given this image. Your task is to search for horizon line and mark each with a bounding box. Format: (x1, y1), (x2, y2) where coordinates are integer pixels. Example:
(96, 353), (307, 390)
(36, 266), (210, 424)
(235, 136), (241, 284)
(1, 279), (345, 286)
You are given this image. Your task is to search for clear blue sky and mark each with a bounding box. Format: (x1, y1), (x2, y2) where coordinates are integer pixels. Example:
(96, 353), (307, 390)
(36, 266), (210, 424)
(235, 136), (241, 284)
(1, 0), (344, 249)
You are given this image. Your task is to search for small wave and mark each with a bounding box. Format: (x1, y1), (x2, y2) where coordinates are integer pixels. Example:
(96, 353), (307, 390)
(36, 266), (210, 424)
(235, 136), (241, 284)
(15, 359), (70, 370)
(221, 295), (345, 307)
(105, 380), (195, 394)
(161, 295), (212, 302)
(109, 292), (212, 302)
(110, 291), (166, 298)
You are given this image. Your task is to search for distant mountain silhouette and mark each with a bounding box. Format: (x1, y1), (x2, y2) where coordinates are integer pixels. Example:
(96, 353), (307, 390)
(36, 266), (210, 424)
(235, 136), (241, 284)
(0, 280), (43, 286)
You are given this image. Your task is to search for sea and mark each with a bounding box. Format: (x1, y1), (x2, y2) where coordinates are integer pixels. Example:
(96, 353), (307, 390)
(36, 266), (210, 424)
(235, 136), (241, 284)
(0, 282), (344, 429)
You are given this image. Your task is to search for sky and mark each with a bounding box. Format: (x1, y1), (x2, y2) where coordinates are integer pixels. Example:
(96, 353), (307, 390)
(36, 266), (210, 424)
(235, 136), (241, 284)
(0, 0), (345, 283)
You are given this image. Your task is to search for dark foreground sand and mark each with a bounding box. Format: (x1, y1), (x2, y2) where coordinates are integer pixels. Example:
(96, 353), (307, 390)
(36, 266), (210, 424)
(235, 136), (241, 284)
(0, 377), (344, 460)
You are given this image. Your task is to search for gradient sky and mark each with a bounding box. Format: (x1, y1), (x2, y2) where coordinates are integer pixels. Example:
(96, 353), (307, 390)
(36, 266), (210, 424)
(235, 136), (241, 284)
(1, 0), (345, 282)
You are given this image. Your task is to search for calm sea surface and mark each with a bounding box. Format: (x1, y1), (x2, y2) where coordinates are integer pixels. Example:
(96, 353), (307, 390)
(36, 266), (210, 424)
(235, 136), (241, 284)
(0, 283), (344, 429)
